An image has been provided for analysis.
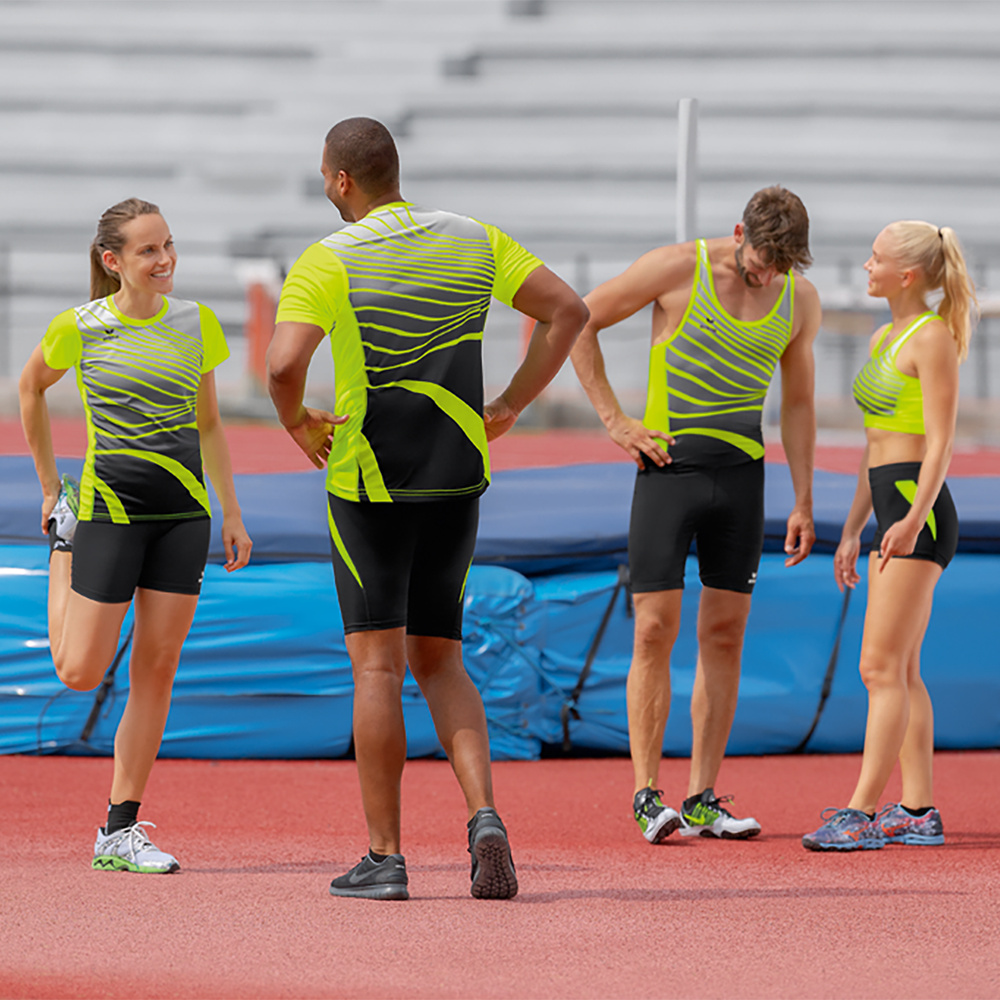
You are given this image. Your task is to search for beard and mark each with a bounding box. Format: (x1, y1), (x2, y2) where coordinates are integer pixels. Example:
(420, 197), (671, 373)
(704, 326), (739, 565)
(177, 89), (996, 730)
(734, 244), (763, 288)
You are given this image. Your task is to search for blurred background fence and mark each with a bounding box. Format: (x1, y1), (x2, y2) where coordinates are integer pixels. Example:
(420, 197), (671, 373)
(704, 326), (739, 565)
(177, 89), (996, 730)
(2, 0), (1000, 442)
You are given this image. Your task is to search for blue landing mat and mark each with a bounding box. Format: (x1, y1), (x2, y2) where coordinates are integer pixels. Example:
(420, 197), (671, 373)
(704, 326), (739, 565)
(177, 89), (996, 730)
(3, 457), (1000, 574)
(2, 545), (999, 760)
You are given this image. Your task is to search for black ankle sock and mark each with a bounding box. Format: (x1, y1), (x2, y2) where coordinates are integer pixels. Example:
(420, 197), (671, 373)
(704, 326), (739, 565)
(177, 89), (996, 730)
(368, 850), (388, 864)
(902, 805), (933, 818)
(106, 800), (140, 834)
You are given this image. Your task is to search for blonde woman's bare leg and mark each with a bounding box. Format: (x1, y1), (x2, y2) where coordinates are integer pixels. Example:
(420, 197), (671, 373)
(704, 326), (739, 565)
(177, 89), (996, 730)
(848, 553), (941, 815)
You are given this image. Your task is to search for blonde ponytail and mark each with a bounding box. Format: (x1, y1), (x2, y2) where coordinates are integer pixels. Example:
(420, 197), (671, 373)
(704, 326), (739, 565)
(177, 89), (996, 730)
(885, 220), (977, 361)
(938, 227), (976, 362)
(89, 197), (160, 300)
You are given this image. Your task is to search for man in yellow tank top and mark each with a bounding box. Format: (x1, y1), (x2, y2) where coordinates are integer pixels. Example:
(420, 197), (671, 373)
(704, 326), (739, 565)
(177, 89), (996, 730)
(572, 187), (821, 843)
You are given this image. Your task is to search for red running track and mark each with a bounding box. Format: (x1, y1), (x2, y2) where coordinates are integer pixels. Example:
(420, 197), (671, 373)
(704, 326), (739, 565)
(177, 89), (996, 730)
(1, 752), (999, 999)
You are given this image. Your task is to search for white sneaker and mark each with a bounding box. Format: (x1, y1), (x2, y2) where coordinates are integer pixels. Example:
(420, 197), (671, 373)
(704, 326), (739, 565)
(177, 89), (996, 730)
(48, 474), (80, 552)
(92, 821), (180, 873)
(680, 789), (761, 839)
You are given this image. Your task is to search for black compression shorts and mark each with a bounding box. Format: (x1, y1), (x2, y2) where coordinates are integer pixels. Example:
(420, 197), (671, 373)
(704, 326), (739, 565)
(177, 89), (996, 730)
(71, 517), (211, 604)
(869, 462), (958, 570)
(629, 460), (765, 594)
(327, 494), (479, 639)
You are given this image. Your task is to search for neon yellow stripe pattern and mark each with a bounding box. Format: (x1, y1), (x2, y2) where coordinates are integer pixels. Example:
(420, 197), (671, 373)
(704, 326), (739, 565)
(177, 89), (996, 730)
(853, 312), (936, 436)
(277, 202), (542, 502)
(40, 295), (228, 522)
(894, 479), (937, 540)
(327, 504), (364, 589)
(644, 239), (793, 465)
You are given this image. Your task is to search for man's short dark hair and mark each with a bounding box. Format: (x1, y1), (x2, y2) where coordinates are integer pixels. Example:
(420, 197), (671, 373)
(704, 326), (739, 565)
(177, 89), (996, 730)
(324, 117), (400, 196)
(742, 186), (813, 273)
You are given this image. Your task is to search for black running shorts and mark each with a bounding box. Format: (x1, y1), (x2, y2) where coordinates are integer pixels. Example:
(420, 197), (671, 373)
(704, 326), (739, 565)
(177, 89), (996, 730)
(629, 460), (765, 594)
(71, 517), (211, 604)
(327, 494), (479, 639)
(869, 461), (958, 570)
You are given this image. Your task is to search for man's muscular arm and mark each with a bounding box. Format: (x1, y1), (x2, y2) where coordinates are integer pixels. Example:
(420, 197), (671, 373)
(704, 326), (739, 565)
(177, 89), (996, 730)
(779, 277), (821, 566)
(571, 244), (694, 468)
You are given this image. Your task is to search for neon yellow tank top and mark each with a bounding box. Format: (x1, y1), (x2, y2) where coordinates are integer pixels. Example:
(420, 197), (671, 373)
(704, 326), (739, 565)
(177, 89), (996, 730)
(643, 239), (794, 467)
(852, 311), (936, 435)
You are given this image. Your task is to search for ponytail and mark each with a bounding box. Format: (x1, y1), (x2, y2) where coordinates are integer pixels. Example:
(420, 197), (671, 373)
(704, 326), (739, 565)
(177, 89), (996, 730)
(885, 220), (977, 361)
(89, 242), (121, 299)
(938, 227), (977, 362)
(89, 197), (160, 301)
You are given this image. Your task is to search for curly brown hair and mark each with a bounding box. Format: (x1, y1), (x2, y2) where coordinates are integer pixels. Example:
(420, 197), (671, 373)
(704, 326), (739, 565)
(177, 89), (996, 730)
(741, 186), (812, 273)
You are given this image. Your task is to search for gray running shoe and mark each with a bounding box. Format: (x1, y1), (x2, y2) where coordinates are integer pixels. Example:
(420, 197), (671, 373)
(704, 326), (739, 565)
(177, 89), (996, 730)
(633, 787), (682, 844)
(92, 821), (180, 873)
(329, 853), (409, 900)
(468, 807), (518, 899)
(48, 473), (80, 553)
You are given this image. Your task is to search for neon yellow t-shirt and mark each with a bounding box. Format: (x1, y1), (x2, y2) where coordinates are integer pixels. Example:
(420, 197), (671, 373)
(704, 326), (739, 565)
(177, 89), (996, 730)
(41, 295), (228, 522)
(277, 202), (543, 502)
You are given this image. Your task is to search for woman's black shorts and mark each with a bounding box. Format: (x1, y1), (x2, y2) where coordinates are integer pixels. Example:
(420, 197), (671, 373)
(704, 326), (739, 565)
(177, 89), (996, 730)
(71, 517), (211, 604)
(869, 462), (958, 570)
(327, 494), (478, 639)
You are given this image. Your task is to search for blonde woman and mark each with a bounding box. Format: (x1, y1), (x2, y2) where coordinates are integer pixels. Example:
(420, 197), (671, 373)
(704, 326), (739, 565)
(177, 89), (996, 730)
(19, 198), (251, 872)
(803, 221), (975, 851)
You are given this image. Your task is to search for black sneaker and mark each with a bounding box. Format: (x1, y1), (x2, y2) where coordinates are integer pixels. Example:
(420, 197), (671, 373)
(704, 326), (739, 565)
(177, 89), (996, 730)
(467, 807), (518, 900)
(633, 787), (681, 844)
(329, 852), (409, 900)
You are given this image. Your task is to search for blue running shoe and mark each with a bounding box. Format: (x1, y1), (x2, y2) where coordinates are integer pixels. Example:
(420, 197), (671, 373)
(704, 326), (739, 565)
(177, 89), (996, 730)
(802, 808), (884, 852)
(876, 803), (945, 846)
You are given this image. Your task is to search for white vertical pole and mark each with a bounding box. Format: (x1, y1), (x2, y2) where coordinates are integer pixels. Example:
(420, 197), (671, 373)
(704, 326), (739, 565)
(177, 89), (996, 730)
(676, 98), (698, 244)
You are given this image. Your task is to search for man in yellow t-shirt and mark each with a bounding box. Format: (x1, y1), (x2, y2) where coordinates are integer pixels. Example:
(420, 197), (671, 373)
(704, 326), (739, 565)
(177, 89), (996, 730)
(268, 117), (588, 901)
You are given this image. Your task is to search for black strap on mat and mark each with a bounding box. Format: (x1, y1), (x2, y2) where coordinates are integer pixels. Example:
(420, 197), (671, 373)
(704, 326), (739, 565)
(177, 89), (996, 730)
(561, 564), (631, 751)
(792, 586), (852, 754)
(79, 623), (134, 744)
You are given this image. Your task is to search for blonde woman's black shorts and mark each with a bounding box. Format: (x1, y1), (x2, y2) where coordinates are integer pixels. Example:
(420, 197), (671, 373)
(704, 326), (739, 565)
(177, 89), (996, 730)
(869, 462), (958, 570)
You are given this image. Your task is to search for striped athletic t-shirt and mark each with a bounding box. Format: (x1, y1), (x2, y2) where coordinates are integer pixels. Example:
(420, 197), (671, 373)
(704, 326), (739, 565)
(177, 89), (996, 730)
(277, 201), (543, 502)
(41, 295), (228, 522)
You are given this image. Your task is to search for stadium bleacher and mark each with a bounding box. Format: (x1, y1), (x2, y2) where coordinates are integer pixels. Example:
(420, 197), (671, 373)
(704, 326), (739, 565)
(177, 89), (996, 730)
(1, 0), (999, 429)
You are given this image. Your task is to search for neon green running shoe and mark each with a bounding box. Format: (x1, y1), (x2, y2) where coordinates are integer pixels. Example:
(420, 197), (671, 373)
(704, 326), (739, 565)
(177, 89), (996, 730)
(633, 787), (681, 844)
(680, 788), (761, 839)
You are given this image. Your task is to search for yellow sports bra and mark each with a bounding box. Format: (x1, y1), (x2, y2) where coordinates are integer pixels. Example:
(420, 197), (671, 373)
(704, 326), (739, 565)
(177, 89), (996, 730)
(852, 312), (938, 435)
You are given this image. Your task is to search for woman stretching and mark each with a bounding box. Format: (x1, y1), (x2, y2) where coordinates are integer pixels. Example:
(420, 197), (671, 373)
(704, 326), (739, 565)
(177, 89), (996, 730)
(19, 198), (252, 872)
(803, 220), (975, 851)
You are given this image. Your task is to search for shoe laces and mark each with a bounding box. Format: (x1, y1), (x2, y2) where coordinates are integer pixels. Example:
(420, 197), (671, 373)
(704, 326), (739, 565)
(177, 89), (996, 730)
(637, 788), (665, 810)
(703, 793), (735, 817)
(819, 807), (866, 827)
(118, 820), (159, 856)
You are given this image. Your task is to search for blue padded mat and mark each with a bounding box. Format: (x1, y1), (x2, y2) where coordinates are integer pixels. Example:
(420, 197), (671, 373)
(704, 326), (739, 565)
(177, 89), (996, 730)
(3, 544), (999, 759)
(3, 456), (1000, 574)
